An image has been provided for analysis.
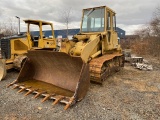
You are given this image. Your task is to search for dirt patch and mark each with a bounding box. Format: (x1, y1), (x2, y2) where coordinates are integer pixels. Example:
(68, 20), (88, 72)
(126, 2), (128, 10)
(123, 80), (159, 92)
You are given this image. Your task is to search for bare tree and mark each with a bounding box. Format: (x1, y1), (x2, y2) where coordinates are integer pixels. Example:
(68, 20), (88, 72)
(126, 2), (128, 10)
(61, 8), (72, 38)
(150, 7), (160, 37)
(134, 25), (151, 39)
(0, 17), (18, 36)
(129, 6), (160, 60)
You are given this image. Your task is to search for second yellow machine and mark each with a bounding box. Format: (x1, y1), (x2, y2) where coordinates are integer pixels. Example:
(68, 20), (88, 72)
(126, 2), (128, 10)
(8, 6), (124, 109)
(0, 20), (57, 80)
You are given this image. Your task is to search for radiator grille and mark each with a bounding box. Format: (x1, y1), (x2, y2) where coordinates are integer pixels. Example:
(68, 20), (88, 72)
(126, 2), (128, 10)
(0, 39), (11, 59)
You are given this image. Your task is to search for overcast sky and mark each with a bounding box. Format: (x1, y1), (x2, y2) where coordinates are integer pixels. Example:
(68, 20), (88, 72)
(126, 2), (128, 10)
(0, 0), (159, 35)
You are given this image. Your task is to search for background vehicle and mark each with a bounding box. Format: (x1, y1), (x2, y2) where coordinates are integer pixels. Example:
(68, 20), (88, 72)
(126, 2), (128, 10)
(0, 20), (56, 80)
(8, 6), (124, 109)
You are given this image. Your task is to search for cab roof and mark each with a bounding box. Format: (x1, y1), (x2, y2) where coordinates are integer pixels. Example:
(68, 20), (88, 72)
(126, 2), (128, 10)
(83, 6), (116, 14)
(24, 19), (52, 25)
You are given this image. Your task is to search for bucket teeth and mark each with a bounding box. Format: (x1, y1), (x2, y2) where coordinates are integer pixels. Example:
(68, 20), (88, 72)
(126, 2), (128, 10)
(24, 89), (39, 96)
(64, 97), (75, 110)
(64, 104), (70, 110)
(41, 94), (55, 103)
(34, 91), (47, 99)
(17, 86), (31, 93)
(52, 96), (64, 105)
(17, 87), (25, 93)
(7, 80), (17, 88)
(12, 84), (20, 89)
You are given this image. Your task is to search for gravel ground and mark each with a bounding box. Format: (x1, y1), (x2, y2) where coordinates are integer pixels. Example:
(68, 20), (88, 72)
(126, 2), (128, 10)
(0, 57), (160, 120)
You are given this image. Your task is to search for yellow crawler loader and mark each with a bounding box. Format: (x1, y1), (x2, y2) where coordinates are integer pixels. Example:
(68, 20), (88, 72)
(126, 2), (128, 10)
(60, 6), (124, 83)
(8, 6), (124, 109)
(0, 20), (56, 80)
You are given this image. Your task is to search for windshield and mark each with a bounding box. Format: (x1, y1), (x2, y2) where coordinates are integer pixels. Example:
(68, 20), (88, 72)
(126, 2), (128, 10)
(81, 7), (105, 32)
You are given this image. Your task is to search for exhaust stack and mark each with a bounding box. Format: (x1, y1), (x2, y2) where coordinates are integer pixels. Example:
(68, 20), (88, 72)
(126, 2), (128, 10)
(15, 16), (20, 34)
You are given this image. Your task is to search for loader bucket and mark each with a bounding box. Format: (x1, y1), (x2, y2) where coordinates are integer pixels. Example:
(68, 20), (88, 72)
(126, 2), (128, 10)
(8, 50), (90, 110)
(0, 59), (6, 81)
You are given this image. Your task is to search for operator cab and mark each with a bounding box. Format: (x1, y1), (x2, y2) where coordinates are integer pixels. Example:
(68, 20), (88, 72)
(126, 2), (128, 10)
(24, 19), (56, 49)
(81, 6), (117, 33)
